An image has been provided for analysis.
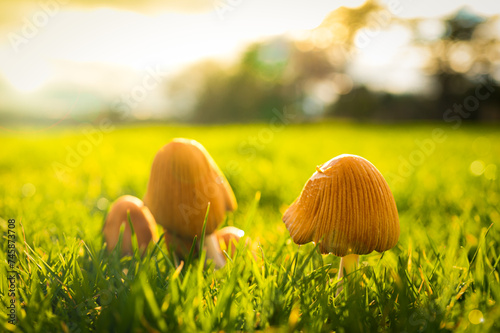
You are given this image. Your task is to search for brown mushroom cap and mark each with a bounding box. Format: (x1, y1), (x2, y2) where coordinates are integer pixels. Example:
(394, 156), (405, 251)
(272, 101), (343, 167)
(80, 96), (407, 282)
(214, 226), (245, 256)
(143, 138), (237, 240)
(103, 195), (159, 255)
(283, 154), (399, 256)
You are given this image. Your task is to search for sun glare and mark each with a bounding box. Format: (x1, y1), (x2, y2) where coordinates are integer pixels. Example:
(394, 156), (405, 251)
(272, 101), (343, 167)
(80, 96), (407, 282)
(0, 0), (497, 96)
(0, 54), (52, 93)
(0, 1), (369, 95)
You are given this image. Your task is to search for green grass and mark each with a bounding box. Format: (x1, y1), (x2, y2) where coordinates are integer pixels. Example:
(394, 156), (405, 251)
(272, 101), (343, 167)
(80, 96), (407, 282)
(1, 121), (499, 332)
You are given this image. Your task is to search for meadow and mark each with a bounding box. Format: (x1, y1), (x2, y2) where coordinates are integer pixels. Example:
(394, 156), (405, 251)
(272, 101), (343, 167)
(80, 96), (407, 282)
(0, 121), (499, 332)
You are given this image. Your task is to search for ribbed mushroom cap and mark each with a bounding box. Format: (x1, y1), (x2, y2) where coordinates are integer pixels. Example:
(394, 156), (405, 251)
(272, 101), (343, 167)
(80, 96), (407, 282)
(103, 195), (159, 255)
(283, 154), (399, 256)
(143, 138), (237, 239)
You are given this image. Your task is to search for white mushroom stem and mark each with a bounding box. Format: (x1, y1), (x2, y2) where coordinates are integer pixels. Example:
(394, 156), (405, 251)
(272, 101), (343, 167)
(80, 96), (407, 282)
(205, 233), (226, 269)
(336, 254), (359, 296)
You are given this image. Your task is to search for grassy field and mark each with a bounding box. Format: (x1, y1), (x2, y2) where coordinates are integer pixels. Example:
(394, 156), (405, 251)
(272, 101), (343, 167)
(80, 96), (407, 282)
(1, 121), (499, 332)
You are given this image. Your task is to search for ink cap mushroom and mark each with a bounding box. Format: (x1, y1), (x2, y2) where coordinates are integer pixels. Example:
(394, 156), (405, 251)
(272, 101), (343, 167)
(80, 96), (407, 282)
(282, 154), (399, 293)
(143, 138), (237, 268)
(103, 195), (159, 255)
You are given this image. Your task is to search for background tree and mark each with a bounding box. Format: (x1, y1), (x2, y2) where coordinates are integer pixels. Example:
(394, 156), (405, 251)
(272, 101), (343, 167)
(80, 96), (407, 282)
(166, 2), (499, 123)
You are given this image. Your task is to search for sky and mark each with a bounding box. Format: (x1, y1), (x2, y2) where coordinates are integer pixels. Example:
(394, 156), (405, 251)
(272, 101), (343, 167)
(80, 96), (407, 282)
(0, 0), (499, 119)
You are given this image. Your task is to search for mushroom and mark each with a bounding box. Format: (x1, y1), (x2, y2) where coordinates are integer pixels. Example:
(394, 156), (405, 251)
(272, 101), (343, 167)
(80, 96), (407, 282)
(164, 226), (248, 260)
(214, 226), (246, 258)
(103, 195), (159, 255)
(282, 154), (399, 294)
(143, 138), (237, 268)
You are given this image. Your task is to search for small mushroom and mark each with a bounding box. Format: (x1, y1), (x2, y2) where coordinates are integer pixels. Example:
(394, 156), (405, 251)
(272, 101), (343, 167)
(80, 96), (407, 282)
(103, 195), (159, 255)
(214, 226), (246, 258)
(144, 138), (237, 268)
(165, 226), (248, 260)
(282, 154), (399, 294)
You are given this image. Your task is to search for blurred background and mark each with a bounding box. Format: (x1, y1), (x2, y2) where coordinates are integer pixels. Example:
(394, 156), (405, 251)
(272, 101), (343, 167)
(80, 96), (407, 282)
(0, 0), (499, 129)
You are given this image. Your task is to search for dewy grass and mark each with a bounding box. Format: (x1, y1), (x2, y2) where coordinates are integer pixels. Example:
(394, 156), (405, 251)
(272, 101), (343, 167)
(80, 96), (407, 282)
(0, 122), (499, 332)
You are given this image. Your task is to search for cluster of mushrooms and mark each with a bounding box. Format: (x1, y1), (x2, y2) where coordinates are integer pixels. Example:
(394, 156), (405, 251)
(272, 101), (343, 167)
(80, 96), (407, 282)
(103, 138), (400, 286)
(103, 138), (240, 268)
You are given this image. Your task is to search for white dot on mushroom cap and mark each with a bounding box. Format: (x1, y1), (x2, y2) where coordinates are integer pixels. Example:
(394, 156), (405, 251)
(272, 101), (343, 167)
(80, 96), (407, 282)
(22, 183), (36, 197)
(97, 197), (110, 211)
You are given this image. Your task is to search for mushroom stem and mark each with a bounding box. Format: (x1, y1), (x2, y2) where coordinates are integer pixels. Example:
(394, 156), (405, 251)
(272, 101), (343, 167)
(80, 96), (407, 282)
(336, 254), (359, 296)
(205, 233), (226, 268)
